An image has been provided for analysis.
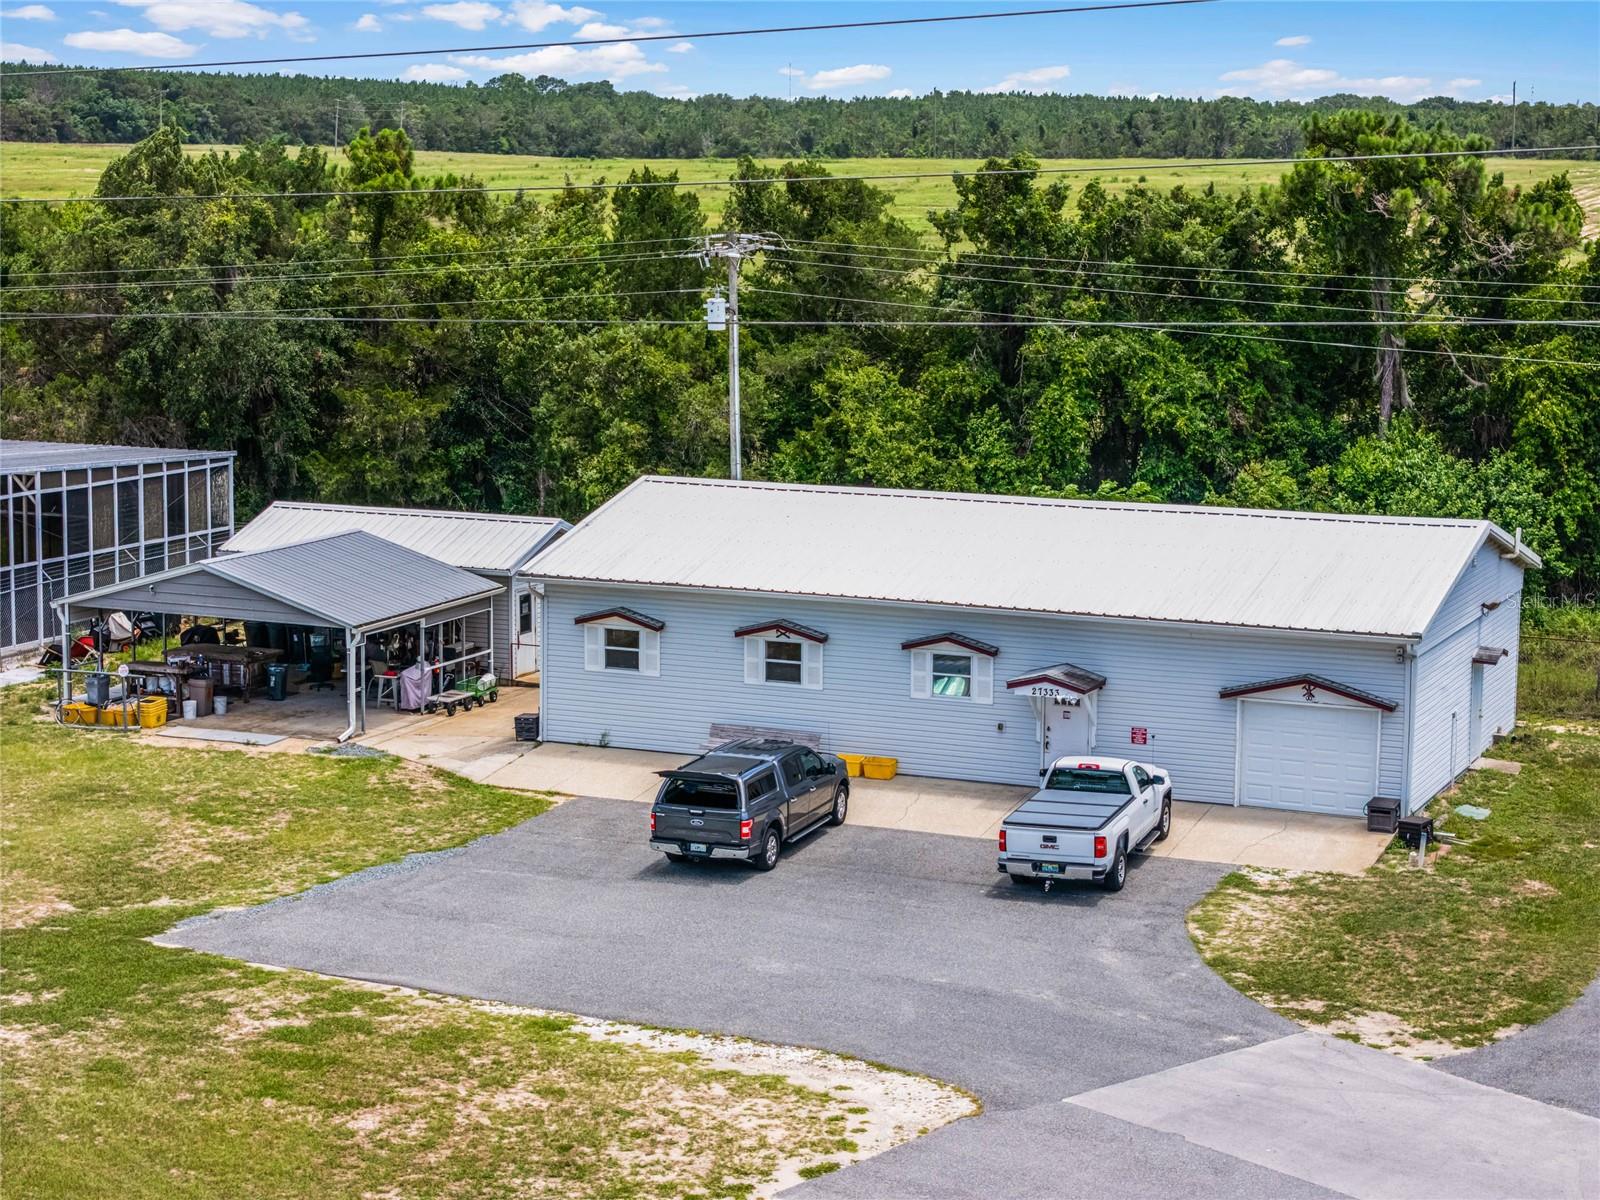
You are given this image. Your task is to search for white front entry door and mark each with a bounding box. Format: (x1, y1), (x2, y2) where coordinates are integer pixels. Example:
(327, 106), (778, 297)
(512, 589), (538, 678)
(1239, 700), (1379, 815)
(1042, 696), (1093, 765)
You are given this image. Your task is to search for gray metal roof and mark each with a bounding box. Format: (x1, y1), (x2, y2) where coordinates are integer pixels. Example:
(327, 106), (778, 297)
(1, 439), (235, 472)
(61, 530), (501, 629)
(224, 501), (568, 574)
(530, 476), (1541, 641)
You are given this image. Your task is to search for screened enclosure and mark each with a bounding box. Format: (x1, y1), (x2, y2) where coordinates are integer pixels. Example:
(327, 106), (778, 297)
(1, 441), (235, 654)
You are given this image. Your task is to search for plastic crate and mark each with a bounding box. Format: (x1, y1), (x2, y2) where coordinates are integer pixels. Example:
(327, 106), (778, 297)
(1366, 796), (1400, 834)
(837, 753), (865, 778)
(862, 755), (898, 780)
(138, 696), (168, 729)
(60, 701), (97, 726)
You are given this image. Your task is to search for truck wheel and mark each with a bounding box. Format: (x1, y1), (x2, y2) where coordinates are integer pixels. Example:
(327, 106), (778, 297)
(828, 783), (849, 826)
(1100, 843), (1128, 892)
(752, 825), (782, 872)
(1154, 798), (1172, 843)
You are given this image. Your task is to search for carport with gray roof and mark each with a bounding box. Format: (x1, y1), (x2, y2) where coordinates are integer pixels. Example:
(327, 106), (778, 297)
(56, 530), (504, 739)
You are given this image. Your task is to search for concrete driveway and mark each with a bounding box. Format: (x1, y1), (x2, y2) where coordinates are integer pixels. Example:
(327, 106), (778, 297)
(162, 799), (1594, 1199)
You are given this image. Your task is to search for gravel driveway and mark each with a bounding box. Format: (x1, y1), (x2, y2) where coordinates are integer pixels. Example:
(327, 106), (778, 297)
(163, 797), (1593, 1198)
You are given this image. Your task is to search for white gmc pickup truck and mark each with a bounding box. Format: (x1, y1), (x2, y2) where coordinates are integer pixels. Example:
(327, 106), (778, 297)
(996, 756), (1173, 891)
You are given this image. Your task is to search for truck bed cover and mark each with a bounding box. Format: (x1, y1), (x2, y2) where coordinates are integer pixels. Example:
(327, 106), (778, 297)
(1004, 793), (1129, 831)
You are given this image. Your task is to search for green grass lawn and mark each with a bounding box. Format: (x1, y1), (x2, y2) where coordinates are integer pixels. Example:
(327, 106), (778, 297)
(0, 681), (859, 1198)
(4, 143), (1597, 237)
(1189, 721), (1600, 1055)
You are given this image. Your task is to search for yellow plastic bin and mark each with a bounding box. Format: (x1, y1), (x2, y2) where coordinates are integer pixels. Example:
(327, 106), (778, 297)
(837, 753), (865, 778)
(60, 701), (97, 726)
(98, 704), (128, 727)
(138, 696), (168, 729)
(862, 756), (898, 781)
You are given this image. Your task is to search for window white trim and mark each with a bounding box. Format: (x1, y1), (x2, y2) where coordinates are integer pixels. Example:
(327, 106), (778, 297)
(741, 630), (823, 690)
(907, 639), (992, 704)
(582, 618), (660, 676)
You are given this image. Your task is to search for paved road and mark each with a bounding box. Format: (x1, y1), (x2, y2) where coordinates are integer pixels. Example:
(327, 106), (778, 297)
(163, 798), (1596, 1199)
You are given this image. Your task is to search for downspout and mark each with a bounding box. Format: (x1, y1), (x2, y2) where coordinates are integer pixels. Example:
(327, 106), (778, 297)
(338, 628), (366, 743)
(1399, 644), (1417, 815)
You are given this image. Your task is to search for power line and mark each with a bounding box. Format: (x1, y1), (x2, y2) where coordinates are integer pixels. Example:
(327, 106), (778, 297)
(1, 249), (697, 293)
(0, 0), (1214, 77)
(5, 144), (1594, 206)
(784, 235), (1600, 294)
(0, 235), (707, 280)
(769, 246), (1600, 310)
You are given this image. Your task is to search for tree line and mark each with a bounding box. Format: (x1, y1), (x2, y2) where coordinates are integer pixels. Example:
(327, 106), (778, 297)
(1, 115), (1595, 597)
(2, 67), (1597, 161)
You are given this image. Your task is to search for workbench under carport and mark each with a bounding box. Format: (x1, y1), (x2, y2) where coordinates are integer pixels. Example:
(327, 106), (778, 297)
(55, 529), (505, 740)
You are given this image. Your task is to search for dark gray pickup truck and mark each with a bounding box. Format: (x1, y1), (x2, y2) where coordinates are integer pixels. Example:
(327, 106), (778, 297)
(649, 739), (849, 871)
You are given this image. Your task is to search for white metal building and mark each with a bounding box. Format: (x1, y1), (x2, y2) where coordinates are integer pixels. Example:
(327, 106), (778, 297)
(225, 501), (569, 680)
(0, 439), (235, 655)
(529, 476), (1538, 817)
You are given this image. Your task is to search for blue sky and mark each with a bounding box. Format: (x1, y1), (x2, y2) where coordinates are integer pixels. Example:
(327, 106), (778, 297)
(2, 1), (1596, 105)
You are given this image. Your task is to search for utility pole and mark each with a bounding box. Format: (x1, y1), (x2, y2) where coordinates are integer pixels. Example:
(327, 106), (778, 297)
(694, 233), (779, 481)
(333, 99), (342, 148)
(1510, 81), (1517, 151)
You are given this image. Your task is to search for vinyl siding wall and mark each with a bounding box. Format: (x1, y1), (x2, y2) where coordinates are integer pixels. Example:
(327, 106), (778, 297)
(541, 583), (1410, 806)
(1406, 541), (1526, 809)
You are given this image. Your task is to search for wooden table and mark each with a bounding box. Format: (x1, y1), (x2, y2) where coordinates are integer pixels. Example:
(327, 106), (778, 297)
(163, 645), (284, 701)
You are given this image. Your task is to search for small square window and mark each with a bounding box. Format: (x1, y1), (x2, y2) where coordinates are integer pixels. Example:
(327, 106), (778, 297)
(764, 638), (803, 684)
(931, 653), (972, 698)
(604, 626), (640, 671)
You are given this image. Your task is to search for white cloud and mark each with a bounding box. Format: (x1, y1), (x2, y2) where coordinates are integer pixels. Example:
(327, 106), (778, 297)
(353, 12), (381, 32)
(1275, 34), (1311, 47)
(3, 5), (56, 20)
(656, 83), (698, 98)
(421, 1), (501, 29)
(114, 0), (309, 39)
(666, 40), (692, 53)
(1, 39), (56, 60)
(405, 61), (468, 81)
(777, 65), (805, 77)
(454, 41), (663, 80)
(574, 20), (630, 37)
(1217, 58), (1436, 101)
(629, 15), (669, 29)
(507, 1), (598, 31)
(63, 27), (197, 55)
(980, 64), (1071, 94)
(1487, 92), (1513, 105)
(1446, 77), (1482, 92)
(885, 88), (914, 98)
(807, 63), (891, 90)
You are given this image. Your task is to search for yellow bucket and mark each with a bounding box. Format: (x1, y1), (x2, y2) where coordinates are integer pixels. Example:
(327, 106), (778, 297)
(837, 753), (865, 778)
(862, 756), (898, 781)
(61, 701), (97, 726)
(138, 696), (168, 729)
(98, 704), (128, 727)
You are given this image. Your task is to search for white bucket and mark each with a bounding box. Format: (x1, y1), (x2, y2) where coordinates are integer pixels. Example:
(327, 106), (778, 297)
(181, 700), (198, 720)
(213, 696), (228, 716)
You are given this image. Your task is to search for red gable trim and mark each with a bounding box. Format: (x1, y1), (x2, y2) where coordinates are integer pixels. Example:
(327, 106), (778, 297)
(1219, 675), (1397, 712)
(732, 620), (829, 644)
(900, 632), (999, 657)
(573, 607), (665, 632)
(1004, 672), (1100, 695)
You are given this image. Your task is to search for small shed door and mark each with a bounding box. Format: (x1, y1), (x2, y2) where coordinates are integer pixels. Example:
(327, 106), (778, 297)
(512, 587), (538, 678)
(1239, 701), (1379, 816)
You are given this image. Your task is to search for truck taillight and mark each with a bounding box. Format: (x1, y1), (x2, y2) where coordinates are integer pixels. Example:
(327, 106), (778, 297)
(1094, 835), (1107, 859)
(650, 811), (656, 833)
(739, 819), (753, 841)
(998, 829), (1007, 852)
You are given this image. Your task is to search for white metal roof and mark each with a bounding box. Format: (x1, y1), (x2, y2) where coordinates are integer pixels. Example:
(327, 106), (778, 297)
(1, 439), (234, 472)
(61, 530), (502, 630)
(225, 501), (569, 574)
(530, 477), (1538, 640)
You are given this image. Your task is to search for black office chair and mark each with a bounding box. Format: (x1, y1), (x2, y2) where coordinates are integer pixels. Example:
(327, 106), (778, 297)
(306, 647), (336, 692)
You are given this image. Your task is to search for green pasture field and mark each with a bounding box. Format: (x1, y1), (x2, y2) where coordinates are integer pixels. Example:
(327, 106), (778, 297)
(5, 142), (1597, 237)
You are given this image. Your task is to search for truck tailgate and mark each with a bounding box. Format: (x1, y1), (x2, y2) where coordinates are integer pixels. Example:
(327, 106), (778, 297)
(654, 805), (744, 846)
(1002, 793), (1128, 862)
(1002, 823), (1097, 862)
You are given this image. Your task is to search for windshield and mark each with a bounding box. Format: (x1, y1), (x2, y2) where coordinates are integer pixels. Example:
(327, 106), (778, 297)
(658, 776), (740, 810)
(1044, 768), (1130, 795)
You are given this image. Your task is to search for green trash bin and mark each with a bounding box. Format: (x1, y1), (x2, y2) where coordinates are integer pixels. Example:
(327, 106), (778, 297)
(265, 663), (289, 701)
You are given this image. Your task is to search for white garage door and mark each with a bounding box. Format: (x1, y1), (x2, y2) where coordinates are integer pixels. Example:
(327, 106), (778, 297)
(1239, 701), (1379, 815)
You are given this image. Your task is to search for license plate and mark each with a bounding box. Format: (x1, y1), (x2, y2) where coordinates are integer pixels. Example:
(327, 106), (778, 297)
(689, 842), (708, 854)
(1036, 862), (1063, 875)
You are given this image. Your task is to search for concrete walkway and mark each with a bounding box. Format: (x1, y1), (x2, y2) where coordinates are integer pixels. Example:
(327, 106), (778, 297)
(1067, 1031), (1599, 1200)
